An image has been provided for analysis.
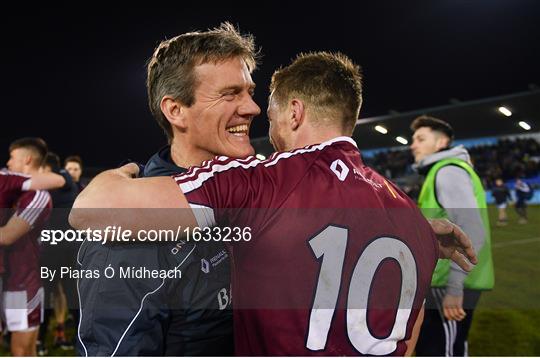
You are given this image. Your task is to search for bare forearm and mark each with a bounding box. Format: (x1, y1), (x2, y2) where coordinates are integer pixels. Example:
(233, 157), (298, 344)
(405, 306), (424, 356)
(0, 227), (12, 246)
(0, 216), (31, 246)
(73, 169), (126, 209)
(29, 172), (66, 191)
(70, 168), (129, 230)
(69, 165), (194, 234)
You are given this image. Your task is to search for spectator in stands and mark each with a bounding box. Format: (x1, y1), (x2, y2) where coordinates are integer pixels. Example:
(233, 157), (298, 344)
(515, 177), (533, 224)
(64, 155), (85, 192)
(492, 178), (512, 226)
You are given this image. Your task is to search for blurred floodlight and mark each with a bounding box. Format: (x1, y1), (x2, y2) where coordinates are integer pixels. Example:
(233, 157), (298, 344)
(375, 125), (388, 134)
(498, 106), (512, 117)
(518, 121), (531, 131)
(396, 136), (408, 145)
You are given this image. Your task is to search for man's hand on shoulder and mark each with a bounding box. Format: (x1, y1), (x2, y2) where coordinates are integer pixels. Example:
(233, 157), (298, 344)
(428, 218), (478, 271)
(115, 163), (141, 179)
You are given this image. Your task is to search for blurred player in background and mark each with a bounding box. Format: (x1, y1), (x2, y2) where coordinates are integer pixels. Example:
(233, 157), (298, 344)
(410, 116), (494, 356)
(514, 177), (533, 224)
(492, 178), (512, 226)
(1, 157), (65, 352)
(1, 138), (53, 356)
(64, 155), (85, 192)
(38, 152), (80, 354)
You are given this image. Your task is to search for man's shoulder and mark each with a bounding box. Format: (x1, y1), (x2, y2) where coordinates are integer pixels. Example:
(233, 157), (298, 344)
(435, 164), (474, 190)
(144, 146), (186, 177)
(0, 171), (29, 190)
(17, 190), (51, 208)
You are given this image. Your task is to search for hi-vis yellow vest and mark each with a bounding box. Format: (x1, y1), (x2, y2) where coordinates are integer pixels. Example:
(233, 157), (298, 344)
(418, 158), (494, 290)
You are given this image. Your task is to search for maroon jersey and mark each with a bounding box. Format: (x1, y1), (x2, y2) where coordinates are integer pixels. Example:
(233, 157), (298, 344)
(0, 171), (31, 210)
(174, 137), (438, 356)
(0, 171), (32, 273)
(4, 190), (52, 292)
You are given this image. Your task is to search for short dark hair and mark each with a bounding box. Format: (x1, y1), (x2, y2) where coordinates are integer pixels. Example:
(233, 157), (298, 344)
(410, 115), (454, 141)
(147, 22), (259, 142)
(65, 155), (83, 168)
(270, 51), (363, 134)
(9, 137), (48, 167)
(44, 152), (61, 172)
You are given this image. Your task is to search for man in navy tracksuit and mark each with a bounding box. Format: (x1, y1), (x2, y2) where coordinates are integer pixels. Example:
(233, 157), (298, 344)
(76, 146), (233, 356)
(75, 23), (261, 355)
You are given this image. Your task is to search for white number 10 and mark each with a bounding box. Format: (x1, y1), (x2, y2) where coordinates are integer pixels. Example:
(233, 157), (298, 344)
(306, 225), (418, 355)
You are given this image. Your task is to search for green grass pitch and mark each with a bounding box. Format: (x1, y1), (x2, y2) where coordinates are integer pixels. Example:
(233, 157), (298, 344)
(468, 205), (540, 356)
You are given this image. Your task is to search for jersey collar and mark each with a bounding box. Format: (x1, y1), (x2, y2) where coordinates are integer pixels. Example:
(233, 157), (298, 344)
(320, 136), (358, 148)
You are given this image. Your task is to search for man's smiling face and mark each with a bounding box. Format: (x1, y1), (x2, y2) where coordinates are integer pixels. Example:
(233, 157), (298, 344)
(184, 56), (261, 159)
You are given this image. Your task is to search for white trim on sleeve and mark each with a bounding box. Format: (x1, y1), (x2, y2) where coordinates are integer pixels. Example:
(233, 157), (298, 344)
(189, 203), (216, 228)
(21, 179), (32, 191)
(16, 190), (50, 227)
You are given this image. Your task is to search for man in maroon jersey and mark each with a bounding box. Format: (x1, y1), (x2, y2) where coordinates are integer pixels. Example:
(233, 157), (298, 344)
(1, 139), (64, 295)
(1, 169), (63, 221)
(1, 169), (65, 291)
(1, 168), (65, 318)
(71, 52), (477, 355)
(0, 138), (54, 356)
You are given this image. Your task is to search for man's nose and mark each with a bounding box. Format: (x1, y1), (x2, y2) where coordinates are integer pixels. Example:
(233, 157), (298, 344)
(239, 95), (261, 117)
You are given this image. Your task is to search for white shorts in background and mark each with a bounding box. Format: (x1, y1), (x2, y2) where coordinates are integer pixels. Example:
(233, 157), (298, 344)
(2, 287), (44, 332)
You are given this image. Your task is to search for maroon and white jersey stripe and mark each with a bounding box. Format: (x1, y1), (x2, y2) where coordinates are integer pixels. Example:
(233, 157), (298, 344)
(5, 190), (52, 292)
(1, 171), (33, 274)
(16, 190), (51, 227)
(0, 171), (32, 208)
(172, 137), (438, 356)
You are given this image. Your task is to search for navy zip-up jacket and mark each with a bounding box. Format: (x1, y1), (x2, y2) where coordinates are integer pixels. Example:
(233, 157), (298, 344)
(76, 146), (233, 356)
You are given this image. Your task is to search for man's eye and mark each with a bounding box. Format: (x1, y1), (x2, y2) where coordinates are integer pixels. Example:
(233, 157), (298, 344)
(222, 93), (235, 100)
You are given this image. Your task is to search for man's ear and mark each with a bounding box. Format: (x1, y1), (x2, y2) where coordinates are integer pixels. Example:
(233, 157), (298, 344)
(290, 99), (305, 131)
(160, 96), (188, 130)
(435, 134), (450, 151)
(24, 152), (33, 166)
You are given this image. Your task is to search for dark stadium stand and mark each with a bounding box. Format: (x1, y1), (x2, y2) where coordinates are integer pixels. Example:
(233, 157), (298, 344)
(251, 89), (540, 203)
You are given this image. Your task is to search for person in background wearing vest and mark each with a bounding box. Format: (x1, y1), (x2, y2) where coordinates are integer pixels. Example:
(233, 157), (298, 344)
(409, 115), (494, 356)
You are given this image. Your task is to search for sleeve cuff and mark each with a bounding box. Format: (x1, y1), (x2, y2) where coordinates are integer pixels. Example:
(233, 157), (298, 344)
(188, 204), (216, 228)
(447, 265), (467, 296)
(21, 179), (32, 191)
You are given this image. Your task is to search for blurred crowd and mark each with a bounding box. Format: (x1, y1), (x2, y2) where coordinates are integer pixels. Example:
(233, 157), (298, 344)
(365, 137), (540, 189)
(469, 138), (540, 188)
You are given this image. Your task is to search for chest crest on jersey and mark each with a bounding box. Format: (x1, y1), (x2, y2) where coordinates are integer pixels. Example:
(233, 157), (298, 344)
(330, 159), (350, 181)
